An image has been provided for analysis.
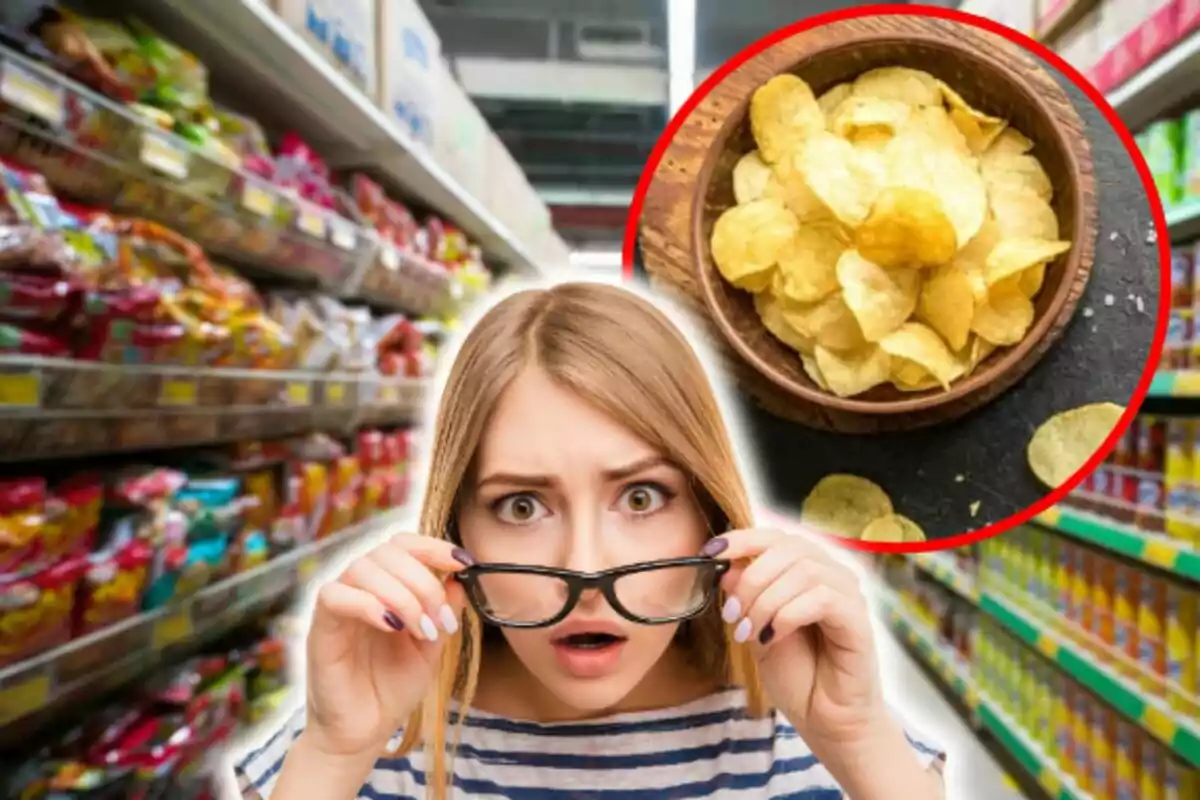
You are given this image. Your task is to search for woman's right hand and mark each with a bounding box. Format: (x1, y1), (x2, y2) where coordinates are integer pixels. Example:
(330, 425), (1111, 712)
(303, 534), (473, 758)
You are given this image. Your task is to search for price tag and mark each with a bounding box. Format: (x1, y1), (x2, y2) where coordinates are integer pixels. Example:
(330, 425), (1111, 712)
(242, 181), (276, 217)
(295, 203), (327, 239)
(1035, 633), (1059, 659)
(1142, 704), (1178, 743)
(380, 384), (400, 405)
(152, 608), (194, 651)
(0, 672), (51, 725)
(286, 381), (311, 407)
(329, 219), (357, 251)
(1141, 539), (1180, 571)
(159, 378), (197, 407)
(326, 382), (346, 406)
(0, 59), (64, 126)
(1173, 371), (1200, 396)
(381, 245), (400, 270)
(297, 555), (320, 583)
(0, 372), (40, 407)
(139, 131), (189, 179)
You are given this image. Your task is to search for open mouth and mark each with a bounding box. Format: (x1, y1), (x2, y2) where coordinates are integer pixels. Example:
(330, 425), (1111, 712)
(554, 632), (628, 650)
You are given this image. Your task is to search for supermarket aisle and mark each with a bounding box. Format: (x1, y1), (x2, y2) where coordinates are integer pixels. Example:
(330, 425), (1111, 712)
(875, 619), (1025, 800)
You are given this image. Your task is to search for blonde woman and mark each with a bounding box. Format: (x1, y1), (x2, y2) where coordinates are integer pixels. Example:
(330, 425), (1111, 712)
(234, 283), (945, 799)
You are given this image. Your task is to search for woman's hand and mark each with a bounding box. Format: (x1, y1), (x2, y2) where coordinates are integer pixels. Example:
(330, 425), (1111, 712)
(705, 527), (883, 746)
(302, 534), (473, 758)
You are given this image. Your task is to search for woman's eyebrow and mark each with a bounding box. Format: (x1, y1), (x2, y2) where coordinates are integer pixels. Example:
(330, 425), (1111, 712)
(602, 456), (674, 482)
(476, 471), (556, 490)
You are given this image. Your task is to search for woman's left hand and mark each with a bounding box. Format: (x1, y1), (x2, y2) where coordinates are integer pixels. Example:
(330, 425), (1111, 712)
(707, 526), (885, 748)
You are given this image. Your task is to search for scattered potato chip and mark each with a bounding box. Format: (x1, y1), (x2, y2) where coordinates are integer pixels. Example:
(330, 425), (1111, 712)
(773, 222), (846, 303)
(733, 151), (783, 204)
(879, 322), (963, 389)
(984, 237), (1070, 287)
(937, 80), (1006, 154)
(797, 131), (881, 228)
(981, 152), (1054, 202)
(755, 291), (815, 354)
(861, 514), (926, 543)
(814, 343), (891, 397)
(750, 74), (825, 164)
(801, 352), (829, 389)
(1027, 402), (1126, 488)
(851, 67), (942, 107)
(817, 82), (852, 118)
(711, 198), (798, 291)
(801, 474), (894, 538)
(971, 283), (1034, 345)
(856, 187), (958, 269)
(828, 96), (912, 143)
(836, 250), (920, 342)
(918, 262), (975, 351)
(785, 291), (868, 351)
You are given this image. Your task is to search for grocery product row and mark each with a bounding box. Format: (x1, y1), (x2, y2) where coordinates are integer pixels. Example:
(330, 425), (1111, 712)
(1, 607), (299, 799)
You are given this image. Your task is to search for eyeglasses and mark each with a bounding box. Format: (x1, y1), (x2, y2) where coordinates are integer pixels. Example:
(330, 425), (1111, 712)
(454, 557), (730, 628)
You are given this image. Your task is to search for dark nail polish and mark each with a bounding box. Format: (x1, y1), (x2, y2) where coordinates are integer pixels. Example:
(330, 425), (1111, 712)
(700, 537), (728, 557)
(758, 624), (775, 645)
(383, 611), (405, 631)
(451, 547), (477, 567)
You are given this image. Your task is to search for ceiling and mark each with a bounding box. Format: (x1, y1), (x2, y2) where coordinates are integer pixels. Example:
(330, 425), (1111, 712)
(422, 0), (918, 249)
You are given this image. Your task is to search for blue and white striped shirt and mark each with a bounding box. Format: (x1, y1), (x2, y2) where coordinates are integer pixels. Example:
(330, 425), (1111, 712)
(234, 688), (944, 798)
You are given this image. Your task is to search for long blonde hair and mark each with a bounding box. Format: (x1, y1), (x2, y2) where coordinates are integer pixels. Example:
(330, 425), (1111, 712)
(399, 282), (766, 797)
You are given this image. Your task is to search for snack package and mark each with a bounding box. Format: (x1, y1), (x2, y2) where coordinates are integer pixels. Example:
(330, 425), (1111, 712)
(76, 533), (154, 636)
(0, 555), (86, 666)
(0, 477), (49, 576)
(43, 474), (104, 563)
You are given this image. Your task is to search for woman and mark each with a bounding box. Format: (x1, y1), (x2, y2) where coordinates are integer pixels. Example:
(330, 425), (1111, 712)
(234, 282), (945, 799)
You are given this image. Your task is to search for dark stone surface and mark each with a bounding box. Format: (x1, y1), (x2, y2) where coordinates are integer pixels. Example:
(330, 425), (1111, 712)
(636, 66), (1161, 541)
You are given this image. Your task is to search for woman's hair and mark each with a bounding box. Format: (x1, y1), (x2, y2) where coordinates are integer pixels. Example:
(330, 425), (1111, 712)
(399, 282), (765, 798)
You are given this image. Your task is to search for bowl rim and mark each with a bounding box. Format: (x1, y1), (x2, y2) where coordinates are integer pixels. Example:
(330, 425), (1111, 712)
(690, 30), (1087, 417)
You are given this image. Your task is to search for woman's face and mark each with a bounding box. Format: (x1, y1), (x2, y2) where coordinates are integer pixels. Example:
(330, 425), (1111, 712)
(457, 366), (711, 713)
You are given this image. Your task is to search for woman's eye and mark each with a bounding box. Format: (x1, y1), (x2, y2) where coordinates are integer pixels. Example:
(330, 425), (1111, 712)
(620, 484), (668, 515)
(495, 494), (549, 525)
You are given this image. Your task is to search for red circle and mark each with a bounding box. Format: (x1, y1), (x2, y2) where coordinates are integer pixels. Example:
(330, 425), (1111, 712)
(621, 3), (1170, 553)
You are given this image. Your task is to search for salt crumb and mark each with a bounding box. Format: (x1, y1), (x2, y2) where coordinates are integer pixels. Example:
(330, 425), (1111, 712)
(1092, 325), (1098, 333)
(1136, 296), (1145, 313)
(1109, 231), (1119, 242)
(955, 474), (965, 483)
(969, 501), (981, 517)
(1104, 294), (1115, 307)
(1083, 307), (1095, 318)
(1147, 227), (1158, 244)
(1127, 293), (1136, 301)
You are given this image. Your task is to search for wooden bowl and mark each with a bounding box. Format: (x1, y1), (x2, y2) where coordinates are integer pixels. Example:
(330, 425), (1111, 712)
(692, 29), (1095, 422)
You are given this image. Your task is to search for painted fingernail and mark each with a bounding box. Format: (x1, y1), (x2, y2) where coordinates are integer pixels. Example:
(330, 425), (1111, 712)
(758, 624), (775, 645)
(438, 604), (459, 634)
(700, 537), (728, 557)
(383, 611), (405, 631)
(733, 618), (753, 643)
(721, 596), (741, 623)
(451, 547), (477, 567)
(419, 614), (440, 642)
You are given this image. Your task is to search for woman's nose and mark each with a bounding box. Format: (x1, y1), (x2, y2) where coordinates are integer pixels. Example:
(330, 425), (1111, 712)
(560, 511), (606, 574)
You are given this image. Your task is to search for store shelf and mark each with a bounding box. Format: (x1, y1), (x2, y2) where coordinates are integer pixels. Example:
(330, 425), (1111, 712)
(116, 0), (552, 276)
(1164, 200), (1200, 243)
(1147, 370), (1200, 397)
(1107, 28), (1200, 133)
(1034, 505), (1200, 583)
(0, 507), (402, 736)
(911, 554), (980, 602)
(1036, 0), (1099, 45)
(977, 700), (1088, 800)
(980, 589), (1200, 767)
(877, 593), (976, 706)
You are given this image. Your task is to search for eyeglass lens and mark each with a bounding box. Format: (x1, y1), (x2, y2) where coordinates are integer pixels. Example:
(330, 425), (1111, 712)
(472, 563), (714, 624)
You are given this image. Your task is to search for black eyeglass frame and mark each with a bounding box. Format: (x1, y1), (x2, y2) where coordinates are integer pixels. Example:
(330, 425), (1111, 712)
(454, 556), (731, 629)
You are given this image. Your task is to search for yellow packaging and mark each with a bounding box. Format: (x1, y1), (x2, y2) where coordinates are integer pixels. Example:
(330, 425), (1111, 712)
(1053, 673), (1072, 774)
(1021, 650), (1038, 732)
(1165, 755), (1199, 800)
(1164, 418), (1195, 543)
(1072, 691), (1092, 789)
(1114, 562), (1141, 676)
(1142, 738), (1165, 800)
(1165, 582), (1198, 713)
(1114, 720), (1139, 800)
(1091, 704), (1115, 800)
(1140, 574), (1169, 694)
(1075, 547), (1096, 640)
(1041, 536), (1059, 616)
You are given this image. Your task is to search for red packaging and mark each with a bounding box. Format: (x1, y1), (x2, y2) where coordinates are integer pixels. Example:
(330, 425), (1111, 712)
(0, 478), (48, 576)
(1167, 309), (1194, 370)
(1136, 0), (1181, 67)
(1172, 247), (1195, 308)
(0, 556), (86, 666)
(357, 429), (385, 472)
(1091, 51), (1117, 93)
(75, 538), (154, 635)
(1184, 0), (1200, 36)
(43, 475), (103, 562)
(1139, 416), (1167, 473)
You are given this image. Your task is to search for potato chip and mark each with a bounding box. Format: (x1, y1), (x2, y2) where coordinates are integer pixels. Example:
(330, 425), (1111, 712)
(879, 322), (963, 389)
(861, 514), (926, 543)
(754, 291), (815, 354)
(750, 74), (825, 164)
(981, 152), (1054, 202)
(1019, 263), (1046, 297)
(918, 262), (974, 351)
(954, 214), (1000, 270)
(984, 237), (1070, 287)
(889, 356), (940, 391)
(971, 283), (1034, 345)
(964, 335), (997, 371)
(836, 250), (920, 342)
(801, 353), (829, 389)
(801, 474), (894, 538)
(773, 222), (845, 303)
(796, 131), (881, 228)
(909, 105), (971, 156)
(771, 150), (837, 224)
(710, 198), (798, 291)
(937, 80), (1006, 154)
(884, 126), (988, 248)
(733, 151), (783, 204)
(1027, 402), (1126, 488)
(989, 185), (1059, 239)
(851, 67), (942, 107)
(828, 96), (912, 142)
(817, 82), (852, 118)
(987, 128), (1034, 157)
(784, 291), (868, 352)
(856, 187), (957, 269)
(814, 343), (891, 397)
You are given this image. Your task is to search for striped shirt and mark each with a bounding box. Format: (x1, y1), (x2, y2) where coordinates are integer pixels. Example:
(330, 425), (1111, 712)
(234, 688), (944, 799)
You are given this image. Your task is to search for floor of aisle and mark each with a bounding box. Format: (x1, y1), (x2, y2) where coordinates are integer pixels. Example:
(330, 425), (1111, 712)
(875, 622), (1027, 800)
